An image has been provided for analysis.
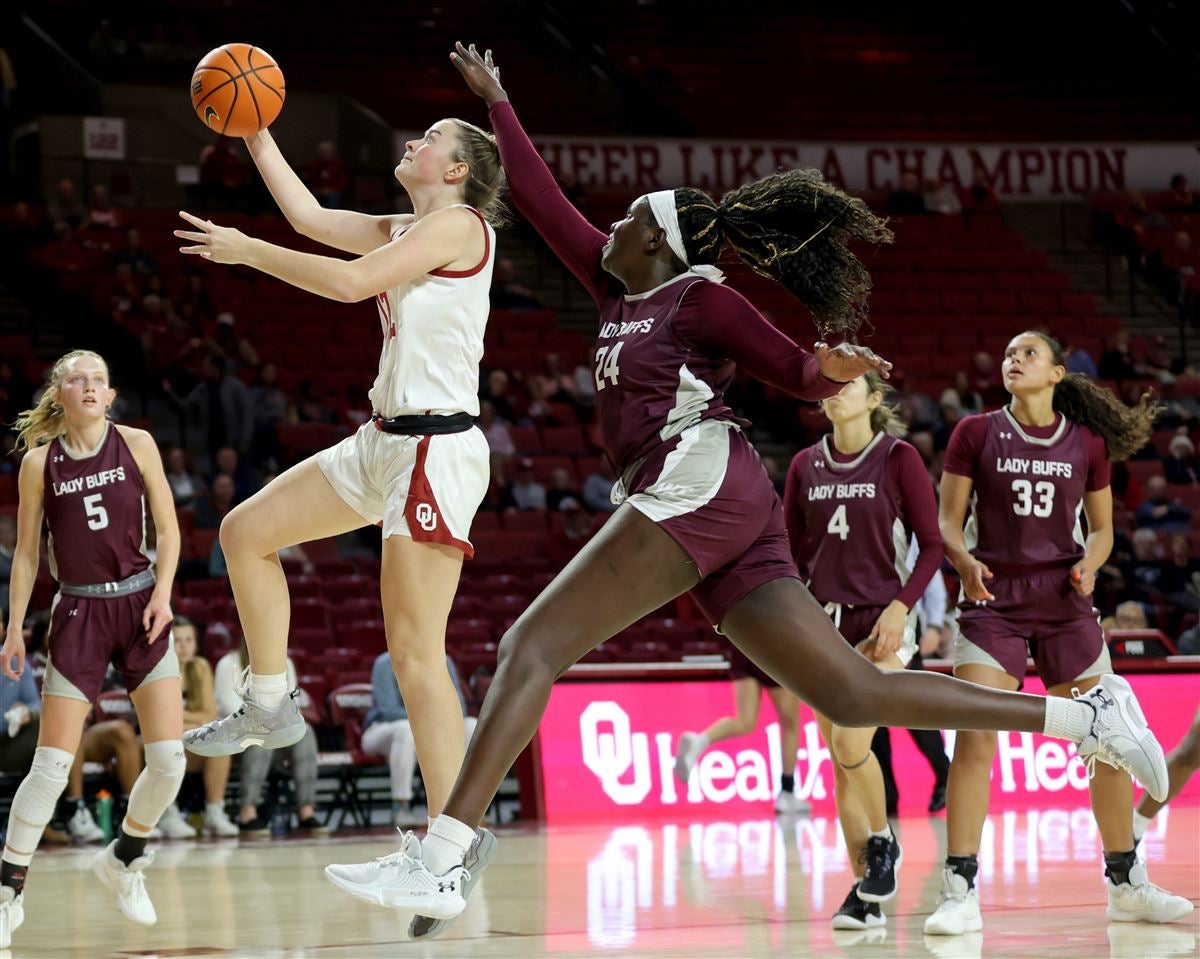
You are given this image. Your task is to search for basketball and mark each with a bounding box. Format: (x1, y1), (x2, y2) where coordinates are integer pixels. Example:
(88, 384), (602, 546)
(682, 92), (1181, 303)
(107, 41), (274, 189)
(190, 43), (285, 138)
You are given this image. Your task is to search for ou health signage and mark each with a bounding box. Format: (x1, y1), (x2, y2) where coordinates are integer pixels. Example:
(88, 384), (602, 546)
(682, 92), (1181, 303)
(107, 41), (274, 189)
(532, 138), (1198, 200)
(538, 673), (1200, 822)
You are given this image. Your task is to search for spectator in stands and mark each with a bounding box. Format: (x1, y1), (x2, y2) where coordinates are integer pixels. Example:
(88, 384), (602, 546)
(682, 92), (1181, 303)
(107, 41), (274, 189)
(947, 371), (984, 414)
(292, 378), (336, 424)
(173, 618), (239, 836)
(164, 445), (204, 508)
(198, 136), (250, 211)
(162, 355), (254, 468)
(215, 638), (326, 834)
(545, 467), (581, 511)
(84, 184), (122, 232)
(195, 473), (237, 530)
(549, 501), (595, 565)
(212, 446), (255, 502)
(1102, 600), (1149, 633)
(1118, 527), (1166, 601)
(114, 228), (158, 276)
(47, 178), (85, 229)
(509, 458), (547, 510)
(362, 651), (477, 826)
(933, 390), (963, 452)
(307, 141), (347, 209)
(478, 399), (514, 457)
(1164, 434), (1200, 485)
(531, 353), (582, 409)
(250, 363), (289, 461)
(1160, 532), (1200, 613)
(923, 178), (961, 216)
(886, 172), (926, 215)
(1135, 475), (1193, 532)
(179, 274), (216, 327)
(1161, 174), (1199, 214)
(489, 257), (542, 310)
(207, 312), (260, 372)
(572, 346), (597, 411)
(969, 351), (1004, 406)
(1064, 339), (1099, 379)
(1099, 330), (1140, 381)
(87, 20), (124, 62)
(0, 517), (13, 617)
(582, 459), (618, 513)
(482, 369), (517, 423)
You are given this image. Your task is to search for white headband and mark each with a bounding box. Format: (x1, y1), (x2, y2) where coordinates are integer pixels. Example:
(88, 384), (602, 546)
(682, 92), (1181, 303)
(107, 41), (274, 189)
(645, 190), (725, 284)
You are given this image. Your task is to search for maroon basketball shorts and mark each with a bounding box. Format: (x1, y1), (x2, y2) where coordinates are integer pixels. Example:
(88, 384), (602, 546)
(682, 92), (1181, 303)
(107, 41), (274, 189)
(44, 587), (178, 703)
(622, 420), (798, 629)
(954, 567), (1109, 690)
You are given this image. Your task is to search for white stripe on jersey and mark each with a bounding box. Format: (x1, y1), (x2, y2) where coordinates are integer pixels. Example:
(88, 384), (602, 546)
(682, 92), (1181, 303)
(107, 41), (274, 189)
(369, 205), (495, 417)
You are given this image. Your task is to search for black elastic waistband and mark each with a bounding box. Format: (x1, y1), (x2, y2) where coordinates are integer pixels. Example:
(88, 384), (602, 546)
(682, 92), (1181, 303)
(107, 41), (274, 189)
(371, 412), (475, 435)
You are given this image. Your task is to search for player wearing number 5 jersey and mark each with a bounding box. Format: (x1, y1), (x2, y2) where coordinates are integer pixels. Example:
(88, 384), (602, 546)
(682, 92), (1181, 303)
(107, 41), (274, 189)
(783, 371), (942, 927)
(926, 331), (1192, 936)
(1, 351), (186, 946)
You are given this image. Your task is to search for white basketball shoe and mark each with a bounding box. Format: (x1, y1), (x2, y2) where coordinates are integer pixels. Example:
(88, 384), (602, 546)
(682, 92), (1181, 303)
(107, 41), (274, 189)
(1107, 863), (1195, 924)
(674, 732), (705, 784)
(156, 804), (198, 839)
(325, 831), (469, 920)
(92, 841), (157, 925)
(0, 886), (24, 948)
(924, 867), (983, 935)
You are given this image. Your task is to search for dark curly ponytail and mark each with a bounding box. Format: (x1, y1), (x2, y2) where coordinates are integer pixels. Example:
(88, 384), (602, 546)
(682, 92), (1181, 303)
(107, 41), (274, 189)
(672, 170), (893, 338)
(1030, 331), (1161, 461)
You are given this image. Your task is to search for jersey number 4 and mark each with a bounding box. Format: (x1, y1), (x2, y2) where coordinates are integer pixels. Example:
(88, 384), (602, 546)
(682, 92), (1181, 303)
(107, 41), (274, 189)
(826, 504), (850, 541)
(593, 342), (624, 391)
(1011, 479), (1054, 518)
(84, 493), (110, 530)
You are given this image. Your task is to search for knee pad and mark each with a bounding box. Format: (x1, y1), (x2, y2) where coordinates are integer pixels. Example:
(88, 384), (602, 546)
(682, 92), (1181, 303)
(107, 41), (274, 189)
(4, 746), (73, 862)
(125, 740), (186, 834)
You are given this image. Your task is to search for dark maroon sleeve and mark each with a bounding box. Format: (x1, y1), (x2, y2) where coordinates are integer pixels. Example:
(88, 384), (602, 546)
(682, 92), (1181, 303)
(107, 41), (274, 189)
(488, 101), (609, 304)
(889, 442), (944, 610)
(1084, 429), (1112, 491)
(782, 449), (811, 574)
(941, 415), (988, 479)
(677, 283), (843, 402)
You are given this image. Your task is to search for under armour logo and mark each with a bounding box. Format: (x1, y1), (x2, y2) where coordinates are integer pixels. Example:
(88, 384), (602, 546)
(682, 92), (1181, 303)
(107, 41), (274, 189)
(1000, 431), (1013, 440)
(438, 881), (456, 893)
(69, 609), (79, 616)
(1092, 689), (1115, 709)
(414, 502), (438, 532)
(54, 455), (65, 462)
(814, 459), (825, 469)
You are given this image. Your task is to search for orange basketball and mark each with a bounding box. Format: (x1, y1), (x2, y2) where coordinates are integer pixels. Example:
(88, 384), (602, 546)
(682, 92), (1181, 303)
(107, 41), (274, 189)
(190, 43), (285, 138)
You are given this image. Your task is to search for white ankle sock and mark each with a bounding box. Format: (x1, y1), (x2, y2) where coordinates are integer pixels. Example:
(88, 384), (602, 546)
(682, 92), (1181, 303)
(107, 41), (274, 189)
(249, 672), (288, 710)
(1042, 697), (1094, 742)
(869, 825), (892, 840)
(1132, 810), (1153, 841)
(422, 815), (476, 875)
(205, 802), (226, 818)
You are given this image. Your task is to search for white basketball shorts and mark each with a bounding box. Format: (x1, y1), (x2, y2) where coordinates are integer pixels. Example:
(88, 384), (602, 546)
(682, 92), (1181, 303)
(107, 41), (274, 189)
(315, 421), (490, 556)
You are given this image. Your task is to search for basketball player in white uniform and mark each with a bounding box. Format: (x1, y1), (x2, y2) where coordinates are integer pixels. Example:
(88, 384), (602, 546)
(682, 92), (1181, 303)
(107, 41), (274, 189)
(175, 120), (501, 876)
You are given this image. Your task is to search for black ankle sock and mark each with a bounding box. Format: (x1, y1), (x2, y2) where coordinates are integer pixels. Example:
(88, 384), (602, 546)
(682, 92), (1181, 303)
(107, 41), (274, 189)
(113, 828), (149, 867)
(1104, 848), (1137, 886)
(780, 774), (795, 794)
(946, 854), (979, 889)
(1, 861), (27, 896)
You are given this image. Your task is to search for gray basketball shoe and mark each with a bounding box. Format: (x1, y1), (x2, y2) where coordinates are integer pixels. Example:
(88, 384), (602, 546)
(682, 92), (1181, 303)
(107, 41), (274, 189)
(408, 828), (497, 940)
(184, 688), (306, 757)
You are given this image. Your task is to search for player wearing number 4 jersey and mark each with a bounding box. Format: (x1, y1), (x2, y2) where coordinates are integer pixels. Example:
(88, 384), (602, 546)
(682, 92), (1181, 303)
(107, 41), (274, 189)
(925, 331), (1192, 936)
(176, 110), (505, 894)
(0, 351), (186, 948)
(352, 44), (1172, 936)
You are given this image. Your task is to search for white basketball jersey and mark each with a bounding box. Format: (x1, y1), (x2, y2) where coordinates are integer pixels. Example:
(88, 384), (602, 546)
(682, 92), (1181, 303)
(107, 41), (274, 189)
(369, 205), (495, 417)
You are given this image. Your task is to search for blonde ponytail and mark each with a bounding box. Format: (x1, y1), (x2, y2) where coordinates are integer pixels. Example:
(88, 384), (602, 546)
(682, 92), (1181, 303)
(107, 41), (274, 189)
(12, 350), (109, 452)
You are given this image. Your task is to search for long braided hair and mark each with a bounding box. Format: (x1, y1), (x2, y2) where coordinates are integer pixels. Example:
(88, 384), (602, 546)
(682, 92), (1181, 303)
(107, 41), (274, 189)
(671, 170), (893, 338)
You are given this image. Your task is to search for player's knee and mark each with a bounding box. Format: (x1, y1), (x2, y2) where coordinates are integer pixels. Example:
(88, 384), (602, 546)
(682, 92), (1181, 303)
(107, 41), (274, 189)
(144, 739), (187, 779)
(386, 644), (442, 685)
(219, 504), (264, 557)
(829, 727), (866, 765)
(729, 716), (756, 737)
(953, 729), (998, 767)
(496, 622), (560, 682)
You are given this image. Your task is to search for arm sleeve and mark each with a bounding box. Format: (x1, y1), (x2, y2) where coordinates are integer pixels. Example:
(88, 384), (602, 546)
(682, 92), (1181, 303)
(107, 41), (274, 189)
(676, 283), (843, 402)
(890, 442), (944, 610)
(1084, 430), (1112, 491)
(782, 449), (812, 574)
(941, 415), (988, 478)
(489, 101), (609, 305)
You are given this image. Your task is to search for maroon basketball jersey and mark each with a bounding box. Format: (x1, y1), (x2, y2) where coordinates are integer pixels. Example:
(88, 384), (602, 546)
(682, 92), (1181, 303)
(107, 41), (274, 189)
(593, 274), (740, 473)
(966, 409), (1090, 570)
(43, 424), (149, 585)
(797, 433), (912, 606)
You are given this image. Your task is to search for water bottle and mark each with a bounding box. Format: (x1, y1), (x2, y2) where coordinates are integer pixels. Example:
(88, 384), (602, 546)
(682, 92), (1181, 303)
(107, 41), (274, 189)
(95, 790), (114, 843)
(271, 804), (288, 837)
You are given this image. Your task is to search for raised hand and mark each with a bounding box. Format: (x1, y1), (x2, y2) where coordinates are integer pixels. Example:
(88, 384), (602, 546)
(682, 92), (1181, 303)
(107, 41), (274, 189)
(814, 342), (892, 382)
(450, 41), (508, 106)
(175, 211), (251, 265)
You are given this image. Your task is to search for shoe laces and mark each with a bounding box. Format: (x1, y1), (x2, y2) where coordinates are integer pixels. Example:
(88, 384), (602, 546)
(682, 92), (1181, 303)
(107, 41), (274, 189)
(373, 829), (420, 867)
(865, 836), (893, 874)
(1071, 687), (1114, 782)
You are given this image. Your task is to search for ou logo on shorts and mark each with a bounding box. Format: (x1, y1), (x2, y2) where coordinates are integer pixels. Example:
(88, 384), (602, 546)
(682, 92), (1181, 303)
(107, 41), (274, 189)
(414, 502), (438, 531)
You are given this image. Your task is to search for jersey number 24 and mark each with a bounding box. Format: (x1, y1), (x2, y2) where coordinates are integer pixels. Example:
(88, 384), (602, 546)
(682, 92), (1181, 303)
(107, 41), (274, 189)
(593, 342), (624, 390)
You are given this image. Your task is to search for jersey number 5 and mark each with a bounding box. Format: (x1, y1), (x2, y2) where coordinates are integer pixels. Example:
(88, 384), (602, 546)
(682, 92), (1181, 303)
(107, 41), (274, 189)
(1011, 479), (1054, 518)
(593, 342), (624, 391)
(84, 493), (110, 530)
(827, 503), (850, 541)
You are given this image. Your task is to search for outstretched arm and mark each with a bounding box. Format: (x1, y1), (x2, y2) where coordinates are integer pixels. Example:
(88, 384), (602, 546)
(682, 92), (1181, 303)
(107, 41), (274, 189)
(175, 205), (477, 302)
(452, 43), (609, 303)
(244, 130), (407, 255)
